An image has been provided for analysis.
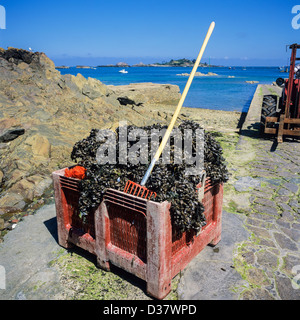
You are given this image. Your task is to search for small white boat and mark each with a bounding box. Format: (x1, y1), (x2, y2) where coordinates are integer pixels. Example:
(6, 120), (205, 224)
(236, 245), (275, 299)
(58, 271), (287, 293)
(119, 69), (128, 74)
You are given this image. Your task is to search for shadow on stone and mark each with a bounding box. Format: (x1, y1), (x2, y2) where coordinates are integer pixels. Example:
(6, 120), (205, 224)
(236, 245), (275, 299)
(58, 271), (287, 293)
(43, 216), (58, 244)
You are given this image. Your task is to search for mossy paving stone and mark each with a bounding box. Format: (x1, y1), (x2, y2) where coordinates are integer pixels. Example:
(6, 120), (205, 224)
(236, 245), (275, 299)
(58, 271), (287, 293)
(255, 250), (279, 270)
(278, 202), (294, 212)
(233, 176), (261, 192)
(249, 190), (273, 200)
(245, 268), (270, 287)
(281, 254), (300, 278)
(289, 199), (300, 209)
(277, 188), (293, 197)
(234, 245), (256, 266)
(279, 226), (300, 243)
(221, 123), (300, 299)
(273, 232), (298, 252)
(258, 238), (277, 248)
(280, 210), (296, 222)
(276, 170), (297, 180)
(292, 222), (300, 230)
(240, 287), (275, 300)
(275, 274), (300, 300)
(252, 197), (278, 208)
(245, 216), (275, 230)
(53, 249), (179, 300)
(249, 211), (276, 222)
(249, 170), (275, 179)
(252, 204), (280, 216)
(276, 195), (291, 204)
(276, 219), (291, 229)
(283, 182), (299, 194)
(250, 163), (277, 171)
(246, 225), (273, 244)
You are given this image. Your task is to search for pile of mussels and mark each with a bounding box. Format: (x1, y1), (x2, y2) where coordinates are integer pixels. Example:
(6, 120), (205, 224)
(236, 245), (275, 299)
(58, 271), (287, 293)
(70, 120), (229, 233)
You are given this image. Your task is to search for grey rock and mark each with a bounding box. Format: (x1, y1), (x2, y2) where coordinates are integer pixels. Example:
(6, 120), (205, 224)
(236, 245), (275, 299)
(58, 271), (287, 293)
(0, 192), (26, 213)
(33, 177), (53, 198)
(82, 84), (104, 100)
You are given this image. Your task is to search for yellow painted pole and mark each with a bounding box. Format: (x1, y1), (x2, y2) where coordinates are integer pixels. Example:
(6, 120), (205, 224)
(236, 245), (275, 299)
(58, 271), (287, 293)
(141, 21), (215, 186)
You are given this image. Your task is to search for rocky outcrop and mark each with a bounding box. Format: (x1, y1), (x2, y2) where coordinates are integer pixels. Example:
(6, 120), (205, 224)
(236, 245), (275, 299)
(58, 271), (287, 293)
(108, 82), (180, 107)
(0, 118), (25, 143)
(177, 72), (218, 77)
(0, 48), (181, 225)
(245, 81), (259, 84)
(116, 62), (129, 67)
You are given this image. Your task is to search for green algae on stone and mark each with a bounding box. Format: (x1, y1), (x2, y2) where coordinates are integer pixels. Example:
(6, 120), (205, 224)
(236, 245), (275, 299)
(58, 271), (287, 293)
(53, 249), (179, 300)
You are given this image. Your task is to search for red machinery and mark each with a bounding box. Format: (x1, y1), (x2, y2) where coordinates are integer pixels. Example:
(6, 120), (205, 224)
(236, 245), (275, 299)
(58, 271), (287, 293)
(261, 44), (300, 142)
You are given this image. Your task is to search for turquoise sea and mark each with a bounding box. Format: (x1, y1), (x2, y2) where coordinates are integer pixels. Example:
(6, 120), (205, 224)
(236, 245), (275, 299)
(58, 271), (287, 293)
(58, 66), (286, 113)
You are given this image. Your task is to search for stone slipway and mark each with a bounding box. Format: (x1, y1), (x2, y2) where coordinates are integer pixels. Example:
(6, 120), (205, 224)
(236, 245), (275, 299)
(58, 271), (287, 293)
(178, 84), (300, 300)
(239, 84), (282, 139)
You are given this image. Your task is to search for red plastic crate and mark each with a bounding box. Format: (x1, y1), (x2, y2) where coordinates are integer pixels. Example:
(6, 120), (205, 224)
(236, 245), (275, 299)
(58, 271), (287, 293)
(52, 168), (223, 299)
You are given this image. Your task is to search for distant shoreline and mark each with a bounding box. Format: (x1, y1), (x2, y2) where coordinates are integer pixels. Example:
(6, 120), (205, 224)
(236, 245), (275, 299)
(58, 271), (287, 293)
(55, 58), (222, 69)
(56, 64), (219, 69)
(55, 65), (283, 70)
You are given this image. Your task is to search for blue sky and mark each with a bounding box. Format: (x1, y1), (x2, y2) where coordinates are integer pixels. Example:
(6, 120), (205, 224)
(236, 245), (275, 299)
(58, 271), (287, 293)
(0, 0), (299, 66)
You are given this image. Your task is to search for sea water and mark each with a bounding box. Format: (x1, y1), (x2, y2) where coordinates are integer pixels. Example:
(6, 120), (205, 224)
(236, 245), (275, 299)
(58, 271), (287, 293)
(59, 66), (286, 113)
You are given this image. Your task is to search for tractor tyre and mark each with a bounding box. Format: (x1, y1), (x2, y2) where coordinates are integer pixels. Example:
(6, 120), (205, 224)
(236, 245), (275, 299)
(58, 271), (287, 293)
(261, 95), (278, 133)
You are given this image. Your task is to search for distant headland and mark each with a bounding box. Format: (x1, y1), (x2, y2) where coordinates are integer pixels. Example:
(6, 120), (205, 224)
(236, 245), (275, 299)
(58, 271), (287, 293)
(55, 58), (221, 69)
